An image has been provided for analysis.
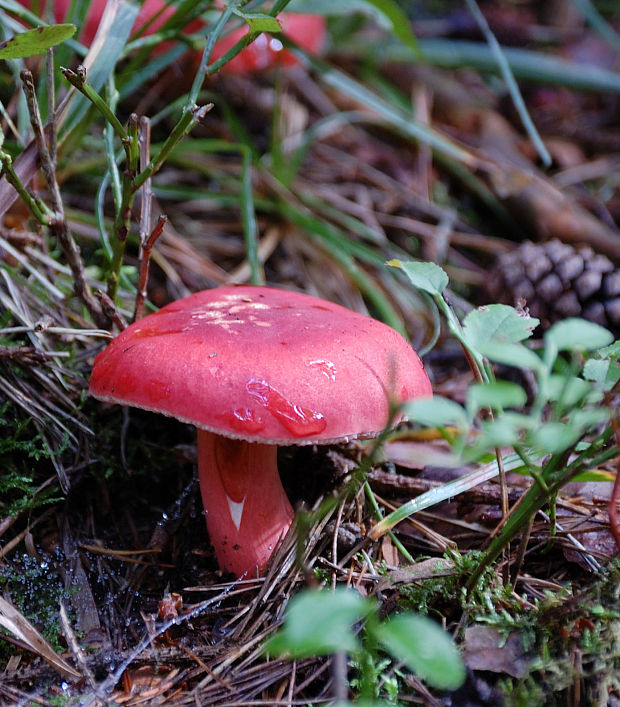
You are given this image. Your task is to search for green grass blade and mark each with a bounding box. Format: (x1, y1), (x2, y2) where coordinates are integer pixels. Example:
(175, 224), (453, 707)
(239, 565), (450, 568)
(464, 0), (551, 168)
(410, 39), (620, 93)
(568, 0), (620, 53)
(369, 453), (530, 539)
(60, 2), (139, 139)
(315, 62), (479, 166)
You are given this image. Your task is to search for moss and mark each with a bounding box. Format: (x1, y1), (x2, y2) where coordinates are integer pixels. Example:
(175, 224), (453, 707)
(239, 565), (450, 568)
(0, 403), (65, 516)
(0, 550), (73, 655)
(396, 553), (620, 703)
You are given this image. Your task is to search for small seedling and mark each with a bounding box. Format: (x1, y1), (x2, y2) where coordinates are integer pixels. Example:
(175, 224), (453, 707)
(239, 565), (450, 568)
(265, 586), (465, 701)
(382, 260), (618, 586)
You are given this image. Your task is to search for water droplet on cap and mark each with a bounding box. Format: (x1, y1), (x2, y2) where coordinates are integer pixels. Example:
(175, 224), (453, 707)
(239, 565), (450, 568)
(220, 407), (266, 434)
(246, 379), (327, 437)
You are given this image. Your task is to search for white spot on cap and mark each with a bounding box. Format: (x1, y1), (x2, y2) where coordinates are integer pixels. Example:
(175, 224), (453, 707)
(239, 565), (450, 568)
(229, 303), (269, 314)
(308, 359), (337, 381)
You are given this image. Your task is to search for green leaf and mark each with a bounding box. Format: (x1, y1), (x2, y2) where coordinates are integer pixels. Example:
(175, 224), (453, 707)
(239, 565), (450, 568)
(529, 421), (580, 454)
(405, 396), (469, 429)
(530, 407), (609, 455)
(264, 588), (373, 658)
(389, 260), (449, 296)
(233, 10), (282, 34)
(320, 67), (477, 165)
(547, 374), (597, 407)
(412, 38), (620, 93)
(545, 318), (613, 353)
(496, 411), (540, 430)
(476, 340), (544, 372)
(466, 381), (527, 415)
(474, 417), (521, 449)
(583, 358), (608, 385)
(570, 407), (610, 431)
(565, 469), (616, 482)
(373, 614), (465, 690)
(0, 24), (76, 59)
(583, 358), (620, 391)
(463, 305), (542, 370)
(353, 0), (418, 51)
(599, 340), (620, 359)
(463, 304), (539, 350)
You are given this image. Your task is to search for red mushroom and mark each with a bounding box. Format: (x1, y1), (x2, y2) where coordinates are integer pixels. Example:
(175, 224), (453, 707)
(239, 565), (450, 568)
(89, 286), (431, 576)
(18, 0), (180, 44)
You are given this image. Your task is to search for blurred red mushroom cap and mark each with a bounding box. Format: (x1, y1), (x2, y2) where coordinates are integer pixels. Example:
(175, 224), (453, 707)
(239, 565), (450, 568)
(19, 0), (325, 74)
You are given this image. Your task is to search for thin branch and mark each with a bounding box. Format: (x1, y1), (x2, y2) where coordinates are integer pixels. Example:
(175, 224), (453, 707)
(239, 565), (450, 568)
(21, 69), (62, 210)
(46, 49), (57, 168)
(0, 345), (54, 366)
(59, 66), (137, 300)
(134, 215), (166, 323)
(138, 116), (153, 254)
(59, 602), (97, 690)
(132, 114), (156, 320)
(96, 290), (128, 331)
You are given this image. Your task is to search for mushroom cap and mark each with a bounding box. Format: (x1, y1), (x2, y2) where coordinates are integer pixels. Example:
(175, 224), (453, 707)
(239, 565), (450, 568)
(89, 286), (431, 444)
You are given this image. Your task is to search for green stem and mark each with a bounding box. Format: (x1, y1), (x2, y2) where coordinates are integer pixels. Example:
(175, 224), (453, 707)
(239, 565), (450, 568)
(467, 439), (617, 591)
(187, 3), (235, 105)
(168, 138), (261, 284)
(271, 0), (294, 14)
(434, 292), (489, 382)
(60, 65), (140, 299)
(104, 77), (122, 214)
(108, 114), (140, 298)
(364, 482), (414, 564)
(60, 66), (129, 147)
(240, 146), (262, 285)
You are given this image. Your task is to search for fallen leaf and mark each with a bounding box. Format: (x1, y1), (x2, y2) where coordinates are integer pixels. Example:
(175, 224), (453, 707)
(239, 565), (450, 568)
(463, 625), (530, 678)
(0, 596), (81, 679)
(375, 557), (455, 592)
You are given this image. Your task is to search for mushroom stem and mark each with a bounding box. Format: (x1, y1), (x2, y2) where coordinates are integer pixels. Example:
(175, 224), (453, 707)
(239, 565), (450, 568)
(197, 430), (294, 577)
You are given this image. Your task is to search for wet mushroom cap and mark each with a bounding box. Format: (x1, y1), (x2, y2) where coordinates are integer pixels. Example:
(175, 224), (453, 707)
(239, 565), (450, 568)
(89, 286), (431, 443)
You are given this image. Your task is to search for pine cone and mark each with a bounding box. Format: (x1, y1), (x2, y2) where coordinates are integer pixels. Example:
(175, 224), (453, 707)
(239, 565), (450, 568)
(487, 240), (620, 335)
